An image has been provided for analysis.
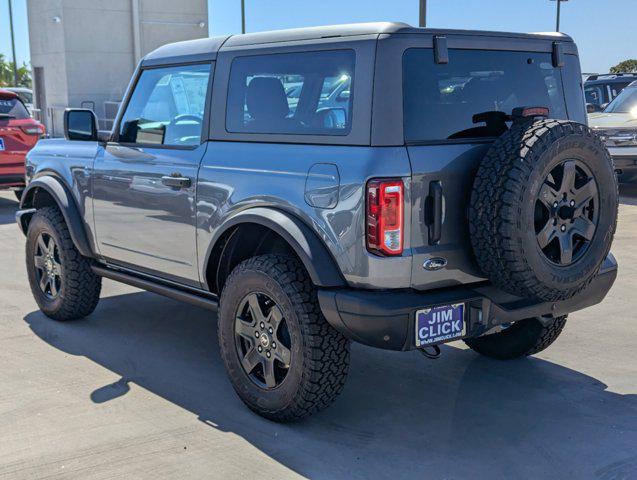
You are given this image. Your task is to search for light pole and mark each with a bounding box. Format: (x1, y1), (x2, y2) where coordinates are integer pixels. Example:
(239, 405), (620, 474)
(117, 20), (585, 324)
(550, 0), (570, 32)
(7, 0), (19, 86)
(241, 0), (246, 34)
(419, 0), (427, 28)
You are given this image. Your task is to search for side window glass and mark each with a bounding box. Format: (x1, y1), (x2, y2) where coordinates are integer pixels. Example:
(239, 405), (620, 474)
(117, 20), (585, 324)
(119, 63), (211, 146)
(226, 50), (355, 135)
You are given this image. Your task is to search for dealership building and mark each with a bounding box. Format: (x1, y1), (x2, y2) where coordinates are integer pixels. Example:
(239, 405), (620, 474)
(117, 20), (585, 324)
(26, 0), (208, 135)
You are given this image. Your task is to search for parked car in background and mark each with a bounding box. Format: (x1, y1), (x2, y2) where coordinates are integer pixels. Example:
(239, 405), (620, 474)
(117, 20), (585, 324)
(4, 87), (35, 116)
(0, 89), (45, 200)
(585, 73), (637, 113)
(589, 80), (637, 182)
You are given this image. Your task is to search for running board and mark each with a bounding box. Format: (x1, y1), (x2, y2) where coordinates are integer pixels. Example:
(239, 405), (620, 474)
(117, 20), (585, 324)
(91, 265), (219, 311)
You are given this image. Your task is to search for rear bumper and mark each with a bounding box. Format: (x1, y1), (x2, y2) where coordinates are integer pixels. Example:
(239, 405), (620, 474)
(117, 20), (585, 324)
(318, 254), (618, 351)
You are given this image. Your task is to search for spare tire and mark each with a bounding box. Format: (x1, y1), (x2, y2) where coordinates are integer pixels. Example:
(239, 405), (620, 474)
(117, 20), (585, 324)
(469, 119), (618, 302)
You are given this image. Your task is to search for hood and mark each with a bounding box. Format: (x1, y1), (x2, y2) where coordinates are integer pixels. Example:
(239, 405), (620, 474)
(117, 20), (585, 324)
(588, 112), (637, 130)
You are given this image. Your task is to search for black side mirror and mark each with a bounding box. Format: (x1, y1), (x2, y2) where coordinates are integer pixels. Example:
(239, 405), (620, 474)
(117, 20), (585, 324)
(64, 108), (98, 141)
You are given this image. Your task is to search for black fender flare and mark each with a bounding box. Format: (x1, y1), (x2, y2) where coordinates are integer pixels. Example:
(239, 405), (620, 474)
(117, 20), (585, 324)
(18, 176), (94, 258)
(207, 207), (346, 288)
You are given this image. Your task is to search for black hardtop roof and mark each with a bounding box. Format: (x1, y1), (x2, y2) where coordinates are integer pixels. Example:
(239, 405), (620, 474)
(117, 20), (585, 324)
(142, 22), (573, 65)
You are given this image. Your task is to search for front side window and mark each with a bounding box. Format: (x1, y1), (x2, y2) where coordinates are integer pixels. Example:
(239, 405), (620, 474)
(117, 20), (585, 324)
(0, 97), (30, 120)
(226, 50), (355, 135)
(403, 49), (569, 143)
(119, 63), (211, 146)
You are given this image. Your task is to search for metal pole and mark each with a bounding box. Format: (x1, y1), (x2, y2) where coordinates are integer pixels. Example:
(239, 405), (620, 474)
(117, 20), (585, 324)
(8, 0), (19, 86)
(556, 0), (561, 31)
(241, 0), (246, 34)
(419, 0), (427, 28)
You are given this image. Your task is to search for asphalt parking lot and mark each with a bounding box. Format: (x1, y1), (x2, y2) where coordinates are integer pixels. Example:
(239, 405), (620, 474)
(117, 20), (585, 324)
(0, 188), (635, 480)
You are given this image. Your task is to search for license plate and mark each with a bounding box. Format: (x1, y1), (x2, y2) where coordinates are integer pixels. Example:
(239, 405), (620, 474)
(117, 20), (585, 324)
(0, 138), (4, 151)
(415, 303), (465, 346)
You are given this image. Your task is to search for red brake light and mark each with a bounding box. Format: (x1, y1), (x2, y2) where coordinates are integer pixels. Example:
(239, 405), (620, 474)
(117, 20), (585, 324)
(20, 124), (45, 136)
(366, 179), (404, 256)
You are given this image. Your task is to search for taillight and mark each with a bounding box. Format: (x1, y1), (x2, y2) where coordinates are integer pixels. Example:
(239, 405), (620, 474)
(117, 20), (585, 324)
(20, 124), (45, 136)
(366, 179), (404, 256)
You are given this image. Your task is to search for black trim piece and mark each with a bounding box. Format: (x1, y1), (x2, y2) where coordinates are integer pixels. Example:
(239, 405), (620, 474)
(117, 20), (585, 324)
(425, 181), (443, 245)
(92, 265), (219, 311)
(552, 42), (564, 68)
(433, 35), (448, 64)
(20, 177), (94, 258)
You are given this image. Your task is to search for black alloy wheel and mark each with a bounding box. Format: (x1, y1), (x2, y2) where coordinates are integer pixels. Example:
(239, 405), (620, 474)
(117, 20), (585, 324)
(33, 232), (62, 299)
(534, 159), (599, 266)
(234, 292), (292, 389)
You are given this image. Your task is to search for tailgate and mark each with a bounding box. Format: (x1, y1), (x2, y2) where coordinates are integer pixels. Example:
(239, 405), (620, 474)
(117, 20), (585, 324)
(407, 143), (490, 290)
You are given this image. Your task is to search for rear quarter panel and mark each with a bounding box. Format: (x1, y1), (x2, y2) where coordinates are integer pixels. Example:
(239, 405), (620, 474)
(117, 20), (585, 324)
(197, 142), (413, 289)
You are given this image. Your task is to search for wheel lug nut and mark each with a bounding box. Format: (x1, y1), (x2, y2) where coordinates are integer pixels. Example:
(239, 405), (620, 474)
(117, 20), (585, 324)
(268, 327), (273, 334)
(258, 345), (263, 352)
(272, 342), (276, 349)
(255, 331), (259, 338)
(560, 225), (566, 232)
(266, 351), (271, 358)
(260, 322), (265, 329)
(570, 200), (575, 207)
(553, 202), (558, 208)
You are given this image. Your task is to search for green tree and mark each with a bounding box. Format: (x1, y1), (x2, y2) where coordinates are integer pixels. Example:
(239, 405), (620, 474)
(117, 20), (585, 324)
(610, 59), (637, 74)
(0, 54), (32, 88)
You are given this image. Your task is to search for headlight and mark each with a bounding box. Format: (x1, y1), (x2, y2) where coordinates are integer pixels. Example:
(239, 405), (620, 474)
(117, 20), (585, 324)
(594, 129), (637, 147)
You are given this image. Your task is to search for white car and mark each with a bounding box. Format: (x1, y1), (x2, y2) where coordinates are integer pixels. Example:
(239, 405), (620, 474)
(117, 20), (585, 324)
(589, 80), (637, 182)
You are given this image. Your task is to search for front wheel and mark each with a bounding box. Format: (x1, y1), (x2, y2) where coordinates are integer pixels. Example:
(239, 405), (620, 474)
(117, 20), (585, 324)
(464, 316), (567, 360)
(217, 254), (350, 422)
(26, 207), (102, 320)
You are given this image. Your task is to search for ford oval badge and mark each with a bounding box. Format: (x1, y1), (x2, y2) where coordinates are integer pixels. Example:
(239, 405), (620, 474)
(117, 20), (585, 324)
(423, 257), (447, 271)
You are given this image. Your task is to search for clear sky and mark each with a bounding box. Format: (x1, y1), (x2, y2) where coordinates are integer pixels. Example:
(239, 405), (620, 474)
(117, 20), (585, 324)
(1, 0), (634, 74)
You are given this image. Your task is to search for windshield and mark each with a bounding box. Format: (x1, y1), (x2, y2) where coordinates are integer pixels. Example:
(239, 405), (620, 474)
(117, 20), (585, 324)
(604, 84), (637, 114)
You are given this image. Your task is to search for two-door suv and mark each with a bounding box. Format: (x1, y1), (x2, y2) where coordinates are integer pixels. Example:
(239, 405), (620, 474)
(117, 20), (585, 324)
(16, 23), (618, 421)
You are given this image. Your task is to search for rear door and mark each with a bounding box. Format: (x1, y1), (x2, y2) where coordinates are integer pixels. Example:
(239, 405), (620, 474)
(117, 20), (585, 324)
(401, 41), (578, 290)
(92, 62), (212, 286)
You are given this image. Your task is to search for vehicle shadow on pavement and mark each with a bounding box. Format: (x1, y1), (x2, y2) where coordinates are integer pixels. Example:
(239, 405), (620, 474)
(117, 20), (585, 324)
(24, 292), (637, 480)
(0, 195), (18, 226)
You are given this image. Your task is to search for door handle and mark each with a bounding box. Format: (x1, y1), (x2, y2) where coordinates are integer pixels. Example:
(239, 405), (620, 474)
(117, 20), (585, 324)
(425, 181), (443, 245)
(161, 174), (191, 188)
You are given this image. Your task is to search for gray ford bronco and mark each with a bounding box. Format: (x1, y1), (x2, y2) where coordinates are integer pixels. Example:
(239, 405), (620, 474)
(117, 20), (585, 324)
(16, 23), (619, 421)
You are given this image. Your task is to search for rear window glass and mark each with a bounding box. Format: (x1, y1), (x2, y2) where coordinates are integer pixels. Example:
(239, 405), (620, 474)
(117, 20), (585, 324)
(403, 49), (568, 143)
(0, 98), (30, 120)
(226, 50), (355, 136)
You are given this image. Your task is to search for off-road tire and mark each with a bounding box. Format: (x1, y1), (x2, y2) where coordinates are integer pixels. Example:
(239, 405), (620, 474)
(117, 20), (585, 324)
(26, 207), (101, 320)
(218, 254), (350, 422)
(464, 316), (567, 360)
(469, 119), (618, 301)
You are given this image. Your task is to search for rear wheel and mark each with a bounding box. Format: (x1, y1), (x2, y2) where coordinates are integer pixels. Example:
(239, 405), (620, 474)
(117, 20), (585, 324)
(26, 207), (101, 321)
(217, 254), (350, 422)
(464, 316), (567, 360)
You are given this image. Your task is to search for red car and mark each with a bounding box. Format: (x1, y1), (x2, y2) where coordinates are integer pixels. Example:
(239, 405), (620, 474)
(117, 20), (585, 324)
(0, 89), (44, 200)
